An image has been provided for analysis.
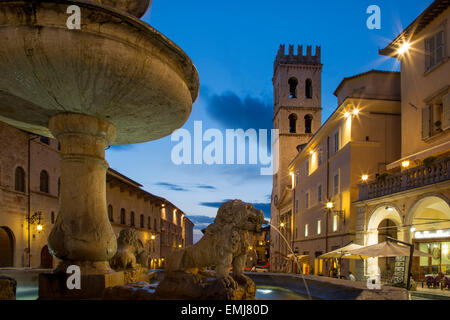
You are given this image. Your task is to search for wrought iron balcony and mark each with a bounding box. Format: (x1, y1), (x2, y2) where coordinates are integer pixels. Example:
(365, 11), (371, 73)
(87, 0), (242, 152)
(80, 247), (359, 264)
(358, 156), (450, 201)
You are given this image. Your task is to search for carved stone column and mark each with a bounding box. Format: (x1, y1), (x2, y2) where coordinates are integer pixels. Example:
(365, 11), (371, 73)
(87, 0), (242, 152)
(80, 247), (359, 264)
(47, 113), (117, 273)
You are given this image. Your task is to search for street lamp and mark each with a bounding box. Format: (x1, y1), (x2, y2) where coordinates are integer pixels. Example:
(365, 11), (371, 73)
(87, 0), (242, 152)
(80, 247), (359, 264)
(326, 201), (334, 209)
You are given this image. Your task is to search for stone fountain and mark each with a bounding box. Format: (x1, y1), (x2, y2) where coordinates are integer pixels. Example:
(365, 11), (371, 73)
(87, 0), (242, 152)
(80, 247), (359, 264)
(0, 0), (198, 299)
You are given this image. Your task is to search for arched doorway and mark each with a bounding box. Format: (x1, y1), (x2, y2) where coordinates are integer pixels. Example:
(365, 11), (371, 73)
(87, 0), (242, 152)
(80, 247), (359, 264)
(0, 227), (15, 267)
(377, 219), (398, 282)
(40, 245), (53, 269)
(406, 195), (450, 281)
(366, 205), (403, 278)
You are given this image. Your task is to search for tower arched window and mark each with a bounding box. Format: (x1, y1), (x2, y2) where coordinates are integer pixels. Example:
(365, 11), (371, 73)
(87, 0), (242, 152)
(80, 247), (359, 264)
(289, 114), (298, 133)
(14, 166), (25, 192)
(40, 170), (49, 193)
(288, 77), (298, 99)
(305, 79), (313, 99)
(130, 211), (135, 226)
(120, 208), (126, 225)
(305, 114), (313, 134)
(108, 205), (114, 222)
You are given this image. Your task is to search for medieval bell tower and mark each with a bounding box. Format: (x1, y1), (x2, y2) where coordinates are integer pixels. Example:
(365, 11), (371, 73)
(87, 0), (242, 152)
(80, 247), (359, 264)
(270, 44), (322, 271)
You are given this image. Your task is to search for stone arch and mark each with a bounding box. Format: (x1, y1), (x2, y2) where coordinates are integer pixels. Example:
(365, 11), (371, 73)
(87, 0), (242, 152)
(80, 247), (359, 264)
(288, 114), (297, 133)
(288, 77), (298, 99)
(304, 114), (313, 134)
(0, 226), (15, 267)
(365, 204), (403, 277)
(405, 193), (450, 227)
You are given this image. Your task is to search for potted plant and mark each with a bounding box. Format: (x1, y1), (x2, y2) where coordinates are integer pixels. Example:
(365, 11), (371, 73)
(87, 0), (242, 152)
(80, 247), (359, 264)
(423, 156), (437, 168)
(434, 121), (442, 132)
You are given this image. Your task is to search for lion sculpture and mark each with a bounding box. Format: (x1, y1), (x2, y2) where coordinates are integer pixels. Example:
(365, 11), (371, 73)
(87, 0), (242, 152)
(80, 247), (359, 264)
(165, 200), (267, 284)
(110, 228), (147, 270)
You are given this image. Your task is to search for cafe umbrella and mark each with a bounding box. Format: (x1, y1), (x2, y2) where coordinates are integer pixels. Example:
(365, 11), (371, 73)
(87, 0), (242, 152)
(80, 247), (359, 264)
(319, 243), (370, 278)
(349, 237), (431, 290)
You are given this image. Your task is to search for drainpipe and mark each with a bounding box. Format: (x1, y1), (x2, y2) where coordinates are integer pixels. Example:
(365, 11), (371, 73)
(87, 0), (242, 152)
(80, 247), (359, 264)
(27, 135), (39, 268)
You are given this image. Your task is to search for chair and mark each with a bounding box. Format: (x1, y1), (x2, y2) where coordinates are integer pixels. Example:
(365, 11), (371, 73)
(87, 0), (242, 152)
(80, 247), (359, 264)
(425, 275), (434, 288)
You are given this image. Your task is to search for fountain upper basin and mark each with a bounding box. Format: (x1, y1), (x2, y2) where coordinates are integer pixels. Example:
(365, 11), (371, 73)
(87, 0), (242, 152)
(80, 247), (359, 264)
(0, 0), (199, 144)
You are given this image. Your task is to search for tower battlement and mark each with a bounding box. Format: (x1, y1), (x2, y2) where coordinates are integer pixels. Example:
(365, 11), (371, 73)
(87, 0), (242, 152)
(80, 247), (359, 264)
(274, 44), (321, 69)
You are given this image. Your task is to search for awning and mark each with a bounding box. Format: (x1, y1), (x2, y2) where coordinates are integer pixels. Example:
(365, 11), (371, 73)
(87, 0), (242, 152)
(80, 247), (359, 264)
(349, 241), (432, 258)
(319, 244), (370, 260)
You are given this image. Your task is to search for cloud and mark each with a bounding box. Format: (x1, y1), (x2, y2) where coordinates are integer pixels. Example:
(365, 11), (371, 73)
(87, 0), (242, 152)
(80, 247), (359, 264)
(155, 182), (216, 192)
(204, 90), (273, 130)
(199, 199), (271, 219)
(155, 182), (189, 192)
(195, 184), (217, 190)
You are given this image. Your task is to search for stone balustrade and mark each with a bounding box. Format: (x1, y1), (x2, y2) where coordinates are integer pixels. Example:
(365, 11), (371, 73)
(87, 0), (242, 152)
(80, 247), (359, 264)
(358, 156), (450, 201)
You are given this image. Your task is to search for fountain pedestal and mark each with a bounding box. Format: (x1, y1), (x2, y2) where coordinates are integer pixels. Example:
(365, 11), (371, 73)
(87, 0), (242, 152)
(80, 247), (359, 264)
(39, 113), (125, 299)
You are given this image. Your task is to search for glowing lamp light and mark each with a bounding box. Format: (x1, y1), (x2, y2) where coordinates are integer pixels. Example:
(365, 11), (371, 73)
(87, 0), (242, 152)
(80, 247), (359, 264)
(397, 42), (411, 55)
(402, 160), (410, 168)
(36, 224), (43, 232)
(352, 109), (360, 116)
(248, 246), (253, 250)
(326, 202), (334, 209)
(362, 174), (369, 182)
(344, 112), (351, 118)
(151, 235), (156, 240)
(280, 222), (285, 228)
(410, 227), (416, 233)
(178, 244), (182, 248)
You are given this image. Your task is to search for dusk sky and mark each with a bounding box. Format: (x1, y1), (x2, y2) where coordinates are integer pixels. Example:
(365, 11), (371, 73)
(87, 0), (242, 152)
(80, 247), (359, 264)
(105, 0), (433, 242)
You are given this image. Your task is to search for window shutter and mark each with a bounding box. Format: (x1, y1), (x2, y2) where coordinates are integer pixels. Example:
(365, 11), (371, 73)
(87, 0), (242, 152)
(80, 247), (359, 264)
(422, 105), (431, 139)
(425, 38), (431, 70)
(443, 93), (450, 131)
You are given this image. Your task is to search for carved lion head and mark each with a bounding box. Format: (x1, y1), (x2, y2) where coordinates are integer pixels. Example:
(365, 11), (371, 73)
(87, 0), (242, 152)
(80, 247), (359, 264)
(216, 200), (267, 232)
(117, 228), (139, 248)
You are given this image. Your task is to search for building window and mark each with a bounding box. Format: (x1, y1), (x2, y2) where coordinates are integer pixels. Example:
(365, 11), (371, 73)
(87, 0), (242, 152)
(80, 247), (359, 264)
(318, 184), (322, 202)
(289, 114), (297, 133)
(333, 173), (339, 196)
(305, 79), (313, 99)
(108, 205), (114, 222)
(334, 131), (340, 153)
(318, 150), (323, 167)
(422, 95), (449, 140)
(140, 214), (144, 228)
(51, 211), (55, 224)
(148, 216), (151, 229)
(40, 170), (49, 193)
(425, 30), (445, 71)
(130, 211), (135, 226)
(304, 114), (313, 134)
(288, 77), (298, 99)
(317, 220), (322, 235)
(120, 209), (126, 225)
(14, 166), (25, 192)
(333, 215), (338, 232)
(305, 192), (310, 209)
(154, 218), (157, 231)
(40, 136), (50, 145)
(306, 160), (310, 176)
(305, 224), (309, 237)
(295, 200), (299, 213)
